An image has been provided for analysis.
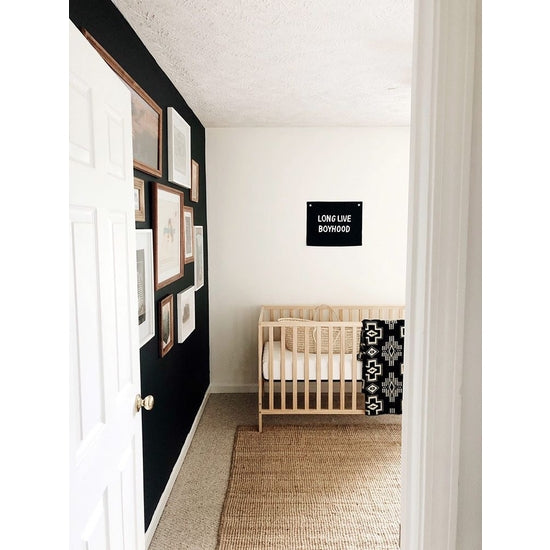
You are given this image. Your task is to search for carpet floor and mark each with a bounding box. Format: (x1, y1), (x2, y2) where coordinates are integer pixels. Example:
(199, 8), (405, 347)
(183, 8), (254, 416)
(217, 424), (401, 550)
(149, 393), (401, 550)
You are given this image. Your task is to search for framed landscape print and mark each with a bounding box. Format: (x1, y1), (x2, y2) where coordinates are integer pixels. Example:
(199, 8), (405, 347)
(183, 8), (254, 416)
(194, 226), (204, 291)
(159, 294), (174, 357)
(191, 160), (199, 202)
(177, 286), (196, 344)
(183, 206), (194, 264)
(83, 30), (162, 178)
(134, 177), (146, 222)
(167, 107), (191, 188)
(135, 230), (155, 347)
(152, 183), (184, 290)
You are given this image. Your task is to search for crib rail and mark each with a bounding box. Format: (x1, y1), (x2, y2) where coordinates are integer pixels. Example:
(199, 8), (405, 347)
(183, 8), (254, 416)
(257, 305), (405, 431)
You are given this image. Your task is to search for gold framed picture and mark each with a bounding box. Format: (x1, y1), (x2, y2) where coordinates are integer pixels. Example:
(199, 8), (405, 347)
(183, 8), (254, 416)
(83, 30), (163, 178)
(159, 294), (174, 357)
(134, 177), (146, 221)
(152, 183), (184, 290)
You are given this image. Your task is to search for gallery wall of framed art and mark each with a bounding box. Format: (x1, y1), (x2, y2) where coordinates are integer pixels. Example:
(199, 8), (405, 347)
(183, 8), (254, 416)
(71, 1), (209, 533)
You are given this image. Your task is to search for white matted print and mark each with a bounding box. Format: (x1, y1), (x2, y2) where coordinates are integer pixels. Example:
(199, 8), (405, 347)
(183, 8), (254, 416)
(194, 226), (204, 291)
(183, 206), (194, 264)
(136, 229), (155, 347)
(177, 286), (196, 343)
(167, 107), (191, 188)
(153, 183), (184, 290)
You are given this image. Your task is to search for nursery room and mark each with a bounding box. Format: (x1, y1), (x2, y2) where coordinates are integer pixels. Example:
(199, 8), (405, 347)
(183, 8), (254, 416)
(69, 1), (481, 549)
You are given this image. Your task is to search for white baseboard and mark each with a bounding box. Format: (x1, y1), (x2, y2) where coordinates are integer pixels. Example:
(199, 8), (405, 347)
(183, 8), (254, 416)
(145, 384), (212, 548)
(210, 383), (257, 393)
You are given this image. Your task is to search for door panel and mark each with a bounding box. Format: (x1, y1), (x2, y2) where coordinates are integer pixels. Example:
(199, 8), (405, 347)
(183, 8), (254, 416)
(69, 21), (145, 550)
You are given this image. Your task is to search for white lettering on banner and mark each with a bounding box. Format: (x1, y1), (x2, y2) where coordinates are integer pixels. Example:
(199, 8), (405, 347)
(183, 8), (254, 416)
(318, 225), (351, 233)
(317, 214), (353, 223)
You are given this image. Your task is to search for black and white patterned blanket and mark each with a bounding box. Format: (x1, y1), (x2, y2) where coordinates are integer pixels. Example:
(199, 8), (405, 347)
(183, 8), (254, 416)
(358, 319), (405, 415)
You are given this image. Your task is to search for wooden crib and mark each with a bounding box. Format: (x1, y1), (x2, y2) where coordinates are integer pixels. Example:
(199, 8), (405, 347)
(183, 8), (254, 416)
(257, 304), (406, 431)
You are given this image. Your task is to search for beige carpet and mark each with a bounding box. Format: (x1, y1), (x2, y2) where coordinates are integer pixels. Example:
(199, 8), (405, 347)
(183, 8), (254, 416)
(217, 424), (401, 550)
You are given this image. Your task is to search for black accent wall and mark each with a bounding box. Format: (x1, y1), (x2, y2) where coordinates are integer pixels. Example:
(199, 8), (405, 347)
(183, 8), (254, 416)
(70, 0), (210, 531)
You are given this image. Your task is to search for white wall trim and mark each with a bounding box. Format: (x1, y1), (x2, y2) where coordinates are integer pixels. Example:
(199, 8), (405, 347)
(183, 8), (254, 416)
(210, 383), (257, 394)
(400, 0), (478, 549)
(145, 384), (212, 548)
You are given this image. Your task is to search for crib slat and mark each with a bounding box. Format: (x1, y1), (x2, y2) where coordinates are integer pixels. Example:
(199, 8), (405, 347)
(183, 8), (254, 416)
(316, 327), (321, 410)
(268, 326), (274, 410)
(258, 323), (263, 427)
(304, 326), (310, 410)
(281, 326), (286, 410)
(328, 326), (333, 410)
(340, 325), (345, 410)
(292, 326), (298, 410)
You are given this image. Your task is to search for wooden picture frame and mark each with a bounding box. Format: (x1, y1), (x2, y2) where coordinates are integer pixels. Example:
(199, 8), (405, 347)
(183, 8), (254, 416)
(82, 30), (163, 178)
(159, 294), (174, 357)
(191, 159), (200, 203)
(136, 229), (155, 347)
(167, 107), (191, 188)
(183, 206), (195, 264)
(194, 226), (204, 291)
(177, 286), (196, 344)
(134, 177), (146, 222)
(152, 183), (184, 290)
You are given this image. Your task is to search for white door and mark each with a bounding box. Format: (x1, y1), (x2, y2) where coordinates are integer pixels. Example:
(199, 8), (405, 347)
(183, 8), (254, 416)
(69, 22), (146, 550)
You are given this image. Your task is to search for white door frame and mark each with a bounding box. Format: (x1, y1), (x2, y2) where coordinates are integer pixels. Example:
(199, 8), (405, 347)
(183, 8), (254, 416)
(401, 0), (479, 548)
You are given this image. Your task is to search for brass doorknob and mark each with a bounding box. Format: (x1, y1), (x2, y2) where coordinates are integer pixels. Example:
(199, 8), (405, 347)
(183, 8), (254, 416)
(135, 394), (154, 412)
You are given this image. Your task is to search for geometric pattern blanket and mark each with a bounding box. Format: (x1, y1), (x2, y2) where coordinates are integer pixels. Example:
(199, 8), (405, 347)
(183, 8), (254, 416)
(358, 319), (405, 415)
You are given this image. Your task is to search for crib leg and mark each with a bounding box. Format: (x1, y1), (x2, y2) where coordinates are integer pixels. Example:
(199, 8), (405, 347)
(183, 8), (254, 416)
(258, 411), (263, 433)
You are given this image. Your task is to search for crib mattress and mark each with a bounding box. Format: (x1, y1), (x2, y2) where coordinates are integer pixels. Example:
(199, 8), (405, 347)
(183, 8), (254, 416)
(262, 341), (362, 381)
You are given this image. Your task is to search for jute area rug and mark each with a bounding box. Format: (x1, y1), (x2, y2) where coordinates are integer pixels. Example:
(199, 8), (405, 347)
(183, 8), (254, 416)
(216, 424), (401, 550)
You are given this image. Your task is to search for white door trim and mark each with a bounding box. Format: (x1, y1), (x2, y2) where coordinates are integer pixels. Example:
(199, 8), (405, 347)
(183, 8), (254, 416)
(401, 0), (479, 548)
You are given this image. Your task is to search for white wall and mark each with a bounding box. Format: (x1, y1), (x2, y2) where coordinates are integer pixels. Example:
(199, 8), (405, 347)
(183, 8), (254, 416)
(206, 127), (410, 389)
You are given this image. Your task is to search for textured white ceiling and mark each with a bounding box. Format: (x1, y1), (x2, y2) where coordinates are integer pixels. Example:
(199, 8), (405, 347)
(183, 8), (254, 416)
(111, 0), (413, 127)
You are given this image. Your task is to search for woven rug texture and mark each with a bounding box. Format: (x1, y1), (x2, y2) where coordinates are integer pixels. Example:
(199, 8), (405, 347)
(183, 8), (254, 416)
(216, 424), (401, 550)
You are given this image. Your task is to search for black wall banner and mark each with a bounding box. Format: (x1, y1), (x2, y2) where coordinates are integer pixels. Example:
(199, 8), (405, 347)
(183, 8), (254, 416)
(307, 201), (363, 246)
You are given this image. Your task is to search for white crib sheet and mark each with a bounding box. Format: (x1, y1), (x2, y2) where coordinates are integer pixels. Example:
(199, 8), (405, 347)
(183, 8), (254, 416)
(262, 341), (362, 381)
